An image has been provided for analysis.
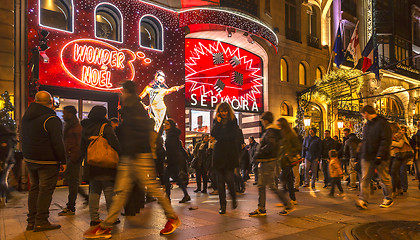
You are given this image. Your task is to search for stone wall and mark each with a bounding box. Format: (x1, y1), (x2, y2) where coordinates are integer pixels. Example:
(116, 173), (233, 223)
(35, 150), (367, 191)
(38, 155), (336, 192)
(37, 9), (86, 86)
(0, 0), (14, 96)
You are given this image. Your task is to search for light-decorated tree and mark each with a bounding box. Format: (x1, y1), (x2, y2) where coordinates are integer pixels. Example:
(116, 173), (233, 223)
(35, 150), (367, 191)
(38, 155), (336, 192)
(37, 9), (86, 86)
(0, 91), (16, 131)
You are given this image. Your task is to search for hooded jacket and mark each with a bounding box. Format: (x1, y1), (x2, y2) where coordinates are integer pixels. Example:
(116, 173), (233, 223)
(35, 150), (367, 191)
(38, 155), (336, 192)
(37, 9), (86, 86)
(254, 123), (281, 162)
(21, 102), (66, 164)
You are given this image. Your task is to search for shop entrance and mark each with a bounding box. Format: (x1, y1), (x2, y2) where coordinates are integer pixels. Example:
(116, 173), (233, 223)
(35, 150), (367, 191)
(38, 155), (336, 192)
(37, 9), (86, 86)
(40, 86), (119, 120)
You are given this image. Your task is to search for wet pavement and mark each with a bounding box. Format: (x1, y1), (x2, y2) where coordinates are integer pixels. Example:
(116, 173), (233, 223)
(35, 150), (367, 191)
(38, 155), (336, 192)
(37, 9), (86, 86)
(1, 176), (420, 240)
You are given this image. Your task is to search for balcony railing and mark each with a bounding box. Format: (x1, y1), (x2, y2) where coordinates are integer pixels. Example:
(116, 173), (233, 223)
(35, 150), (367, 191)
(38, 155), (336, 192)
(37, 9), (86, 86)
(286, 28), (300, 43)
(220, 0), (258, 17)
(307, 34), (320, 49)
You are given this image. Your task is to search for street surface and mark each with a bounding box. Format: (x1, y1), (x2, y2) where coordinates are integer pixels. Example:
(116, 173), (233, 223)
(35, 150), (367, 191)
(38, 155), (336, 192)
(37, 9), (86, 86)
(1, 176), (420, 240)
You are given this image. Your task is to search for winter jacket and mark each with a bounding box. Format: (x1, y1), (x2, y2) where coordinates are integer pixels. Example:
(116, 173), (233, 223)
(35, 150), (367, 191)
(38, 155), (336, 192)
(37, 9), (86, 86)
(322, 137), (339, 159)
(64, 116), (82, 164)
(344, 135), (361, 159)
(195, 140), (210, 171)
(247, 141), (259, 163)
(165, 127), (187, 169)
(211, 118), (241, 170)
(360, 115), (392, 161)
(118, 95), (152, 156)
(329, 157), (343, 178)
(254, 123), (281, 162)
(21, 102), (66, 164)
(302, 135), (322, 161)
(80, 118), (120, 180)
(279, 130), (302, 167)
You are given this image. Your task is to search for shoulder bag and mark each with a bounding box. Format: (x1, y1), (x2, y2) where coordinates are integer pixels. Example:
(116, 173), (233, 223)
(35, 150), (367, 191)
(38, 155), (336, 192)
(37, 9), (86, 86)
(87, 123), (119, 168)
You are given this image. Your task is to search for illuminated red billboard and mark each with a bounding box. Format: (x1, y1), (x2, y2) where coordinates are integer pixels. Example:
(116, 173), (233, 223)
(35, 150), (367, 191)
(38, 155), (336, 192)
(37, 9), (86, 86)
(181, 0), (220, 8)
(185, 39), (263, 112)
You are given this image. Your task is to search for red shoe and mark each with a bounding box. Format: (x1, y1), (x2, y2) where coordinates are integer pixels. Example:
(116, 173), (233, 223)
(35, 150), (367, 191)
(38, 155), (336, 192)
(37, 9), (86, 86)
(160, 217), (181, 235)
(83, 225), (112, 239)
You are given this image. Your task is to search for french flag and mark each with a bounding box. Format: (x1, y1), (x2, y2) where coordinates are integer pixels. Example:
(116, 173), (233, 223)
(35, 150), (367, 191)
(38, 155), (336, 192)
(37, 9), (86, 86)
(361, 37), (374, 72)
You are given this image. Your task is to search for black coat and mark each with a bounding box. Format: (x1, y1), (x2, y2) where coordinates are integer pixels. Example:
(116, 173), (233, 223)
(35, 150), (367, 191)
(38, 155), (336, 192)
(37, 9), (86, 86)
(81, 118), (120, 180)
(302, 135), (322, 161)
(21, 102), (66, 164)
(254, 124), (281, 161)
(360, 115), (392, 161)
(211, 118), (241, 170)
(165, 127), (187, 169)
(321, 137), (339, 159)
(118, 95), (152, 156)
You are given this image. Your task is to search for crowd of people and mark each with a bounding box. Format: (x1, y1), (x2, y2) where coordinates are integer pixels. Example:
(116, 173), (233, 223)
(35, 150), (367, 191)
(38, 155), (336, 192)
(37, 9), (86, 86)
(1, 82), (420, 238)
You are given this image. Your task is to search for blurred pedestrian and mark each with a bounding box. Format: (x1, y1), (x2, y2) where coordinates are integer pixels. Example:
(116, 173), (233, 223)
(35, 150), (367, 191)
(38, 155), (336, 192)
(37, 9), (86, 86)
(0, 124), (16, 207)
(83, 81), (181, 238)
(247, 136), (259, 185)
(356, 105), (393, 209)
(193, 134), (210, 193)
(302, 127), (322, 190)
(164, 119), (191, 203)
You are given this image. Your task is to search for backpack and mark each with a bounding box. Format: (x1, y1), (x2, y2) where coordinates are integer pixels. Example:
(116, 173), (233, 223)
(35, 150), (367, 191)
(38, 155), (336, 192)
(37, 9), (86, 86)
(87, 123), (119, 168)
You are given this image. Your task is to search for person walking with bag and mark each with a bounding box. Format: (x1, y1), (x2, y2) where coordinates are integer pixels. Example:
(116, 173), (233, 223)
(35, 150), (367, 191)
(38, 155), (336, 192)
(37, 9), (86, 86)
(211, 102), (240, 214)
(277, 117), (301, 207)
(249, 113), (294, 217)
(84, 81), (181, 238)
(164, 119), (191, 203)
(80, 106), (120, 226)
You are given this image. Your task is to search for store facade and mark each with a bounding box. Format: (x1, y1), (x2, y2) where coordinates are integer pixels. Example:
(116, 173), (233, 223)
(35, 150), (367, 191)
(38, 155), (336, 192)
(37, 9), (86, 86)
(23, 0), (277, 142)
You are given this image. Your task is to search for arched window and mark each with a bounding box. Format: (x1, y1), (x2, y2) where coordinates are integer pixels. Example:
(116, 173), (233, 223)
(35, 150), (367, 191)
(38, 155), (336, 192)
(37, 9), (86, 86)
(95, 3), (123, 42)
(40, 0), (73, 32)
(281, 102), (291, 116)
(299, 63), (306, 85)
(375, 97), (404, 120)
(316, 67), (322, 80)
(140, 15), (163, 51)
(280, 58), (288, 82)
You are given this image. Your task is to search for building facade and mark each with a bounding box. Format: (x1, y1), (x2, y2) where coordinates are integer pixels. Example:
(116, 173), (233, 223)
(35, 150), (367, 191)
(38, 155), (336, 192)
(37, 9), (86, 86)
(1, 0), (331, 143)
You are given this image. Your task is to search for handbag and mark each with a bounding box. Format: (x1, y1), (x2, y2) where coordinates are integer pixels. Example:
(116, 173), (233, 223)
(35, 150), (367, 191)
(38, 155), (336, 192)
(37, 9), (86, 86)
(87, 123), (119, 169)
(280, 153), (303, 167)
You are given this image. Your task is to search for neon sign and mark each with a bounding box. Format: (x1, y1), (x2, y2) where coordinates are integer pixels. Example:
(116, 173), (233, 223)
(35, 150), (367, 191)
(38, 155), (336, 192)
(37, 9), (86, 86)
(60, 39), (151, 90)
(185, 39), (263, 112)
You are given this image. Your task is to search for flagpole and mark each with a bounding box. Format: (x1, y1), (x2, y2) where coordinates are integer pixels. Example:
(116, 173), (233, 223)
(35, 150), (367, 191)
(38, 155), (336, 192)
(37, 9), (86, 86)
(351, 21), (360, 70)
(327, 20), (343, 73)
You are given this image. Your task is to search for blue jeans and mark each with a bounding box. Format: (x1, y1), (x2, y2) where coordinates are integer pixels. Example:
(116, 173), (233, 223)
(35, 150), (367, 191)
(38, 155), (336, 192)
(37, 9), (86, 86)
(359, 159), (392, 202)
(258, 161), (289, 210)
(100, 154), (176, 228)
(89, 179), (115, 221)
(305, 158), (319, 188)
(26, 162), (59, 225)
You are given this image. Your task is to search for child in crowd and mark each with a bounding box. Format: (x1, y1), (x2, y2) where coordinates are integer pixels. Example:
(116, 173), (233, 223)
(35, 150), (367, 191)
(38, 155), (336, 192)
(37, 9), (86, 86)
(328, 150), (344, 197)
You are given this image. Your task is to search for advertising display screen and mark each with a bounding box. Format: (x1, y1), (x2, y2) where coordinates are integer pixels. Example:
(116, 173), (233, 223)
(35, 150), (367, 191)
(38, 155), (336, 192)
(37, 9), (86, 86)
(190, 110), (211, 133)
(185, 38), (263, 113)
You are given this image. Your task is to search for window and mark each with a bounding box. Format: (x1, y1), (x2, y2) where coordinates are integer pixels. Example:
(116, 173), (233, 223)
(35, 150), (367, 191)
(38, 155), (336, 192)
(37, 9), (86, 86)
(280, 58), (288, 82)
(40, 0), (72, 32)
(395, 36), (410, 65)
(281, 102), (291, 116)
(265, 0), (271, 15)
(299, 63), (306, 85)
(307, 7), (317, 36)
(95, 3), (123, 42)
(316, 67), (322, 80)
(140, 15), (163, 51)
(285, 0), (297, 31)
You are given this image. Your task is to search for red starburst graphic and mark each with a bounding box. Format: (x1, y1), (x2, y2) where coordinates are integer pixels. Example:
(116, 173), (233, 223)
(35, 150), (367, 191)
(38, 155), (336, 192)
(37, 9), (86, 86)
(185, 39), (263, 112)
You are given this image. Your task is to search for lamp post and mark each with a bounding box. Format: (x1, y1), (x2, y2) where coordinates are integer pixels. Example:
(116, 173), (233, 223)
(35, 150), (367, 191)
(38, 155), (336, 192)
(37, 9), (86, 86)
(304, 118), (311, 136)
(337, 121), (344, 140)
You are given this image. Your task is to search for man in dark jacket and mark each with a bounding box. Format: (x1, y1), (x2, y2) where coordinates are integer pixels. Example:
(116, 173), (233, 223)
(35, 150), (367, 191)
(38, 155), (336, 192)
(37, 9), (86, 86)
(247, 136), (259, 185)
(84, 81), (180, 238)
(21, 91), (66, 231)
(249, 112), (293, 217)
(356, 105), (393, 209)
(321, 130), (338, 188)
(302, 127), (322, 190)
(58, 106), (88, 216)
(344, 133), (361, 189)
